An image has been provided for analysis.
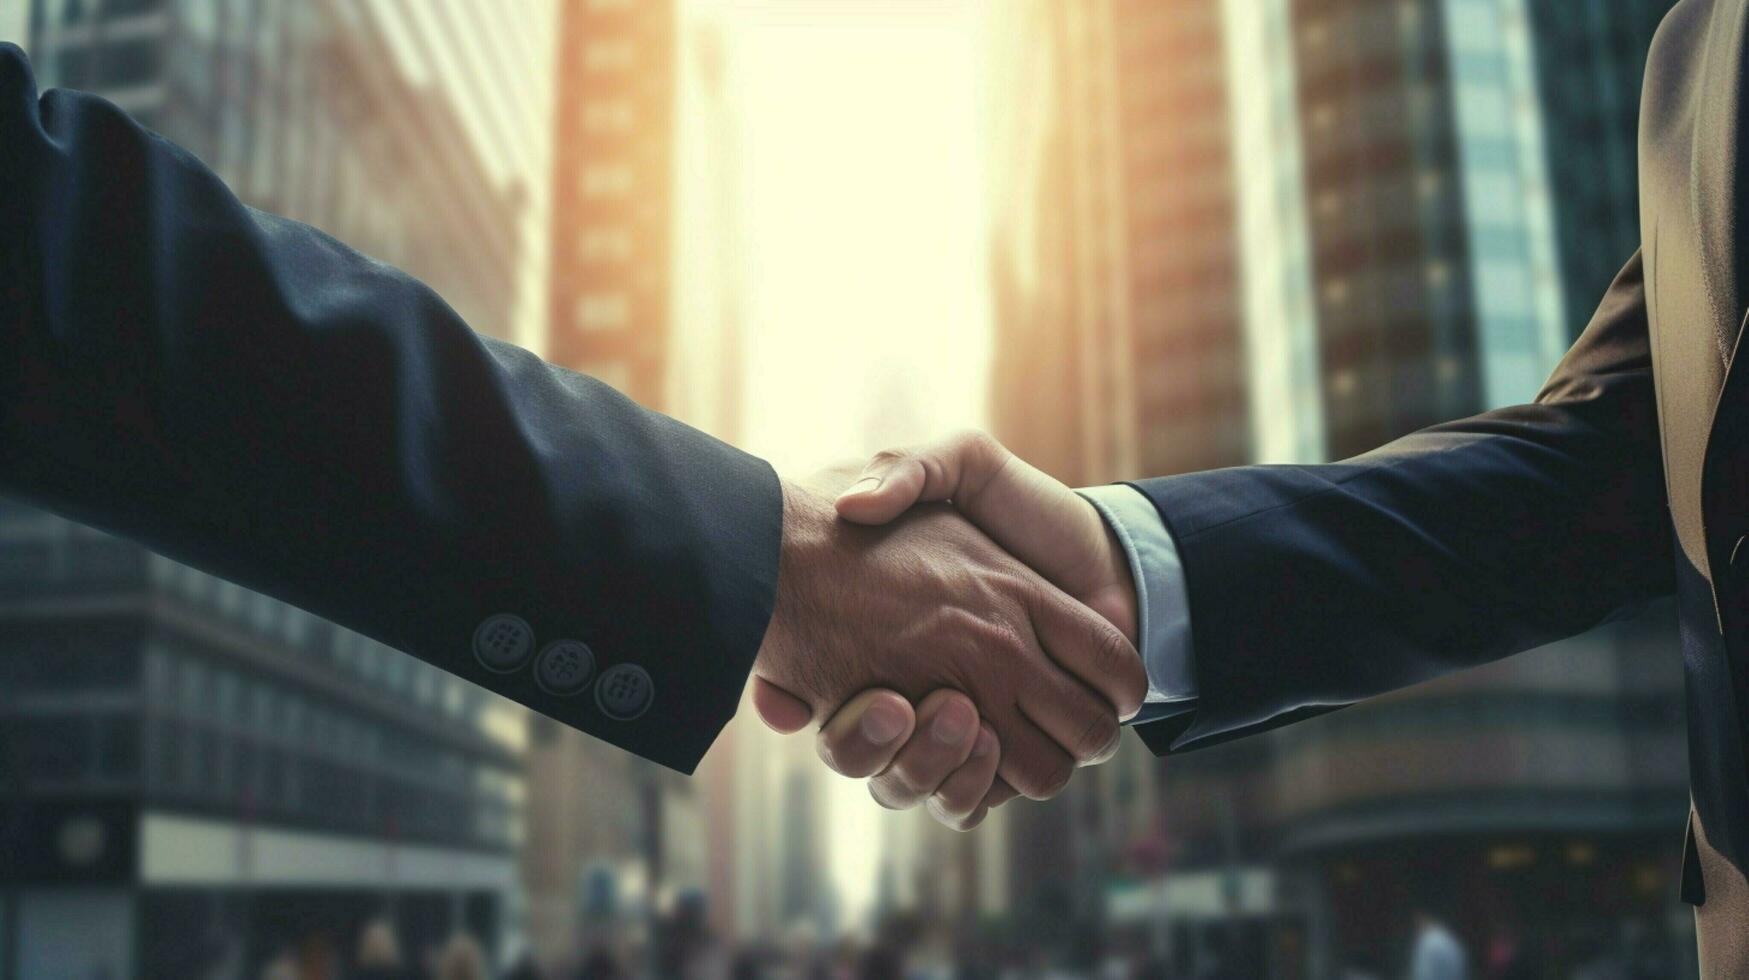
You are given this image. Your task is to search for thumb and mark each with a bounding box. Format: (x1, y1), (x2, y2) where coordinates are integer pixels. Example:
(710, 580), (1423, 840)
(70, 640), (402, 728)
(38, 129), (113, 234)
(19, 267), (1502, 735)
(835, 431), (1134, 641)
(834, 430), (1010, 525)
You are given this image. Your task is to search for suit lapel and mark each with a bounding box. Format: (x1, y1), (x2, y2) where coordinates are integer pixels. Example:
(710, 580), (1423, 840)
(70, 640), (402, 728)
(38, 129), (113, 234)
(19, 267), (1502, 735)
(1692, 0), (1749, 367)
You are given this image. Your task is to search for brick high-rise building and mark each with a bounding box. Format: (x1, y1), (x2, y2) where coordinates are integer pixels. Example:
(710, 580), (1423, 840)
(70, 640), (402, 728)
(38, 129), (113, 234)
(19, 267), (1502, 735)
(546, 0), (676, 403)
(985, 0), (1690, 973)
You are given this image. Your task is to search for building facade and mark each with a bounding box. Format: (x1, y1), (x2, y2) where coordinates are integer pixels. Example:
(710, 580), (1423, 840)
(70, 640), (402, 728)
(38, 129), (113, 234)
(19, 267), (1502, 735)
(985, 0), (1690, 974)
(8, 2), (550, 976)
(524, 4), (730, 968)
(546, 0), (676, 403)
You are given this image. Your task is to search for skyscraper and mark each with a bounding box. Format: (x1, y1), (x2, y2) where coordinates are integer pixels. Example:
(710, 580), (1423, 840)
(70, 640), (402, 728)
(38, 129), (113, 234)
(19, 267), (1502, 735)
(983, 0), (1253, 946)
(985, 0), (1689, 971)
(546, 0), (676, 403)
(1257, 1), (1687, 968)
(524, 4), (726, 967)
(7, 3), (553, 975)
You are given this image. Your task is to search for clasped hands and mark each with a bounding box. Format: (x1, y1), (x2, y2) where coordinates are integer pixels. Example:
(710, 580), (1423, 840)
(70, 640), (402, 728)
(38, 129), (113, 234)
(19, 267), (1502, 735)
(751, 431), (1147, 830)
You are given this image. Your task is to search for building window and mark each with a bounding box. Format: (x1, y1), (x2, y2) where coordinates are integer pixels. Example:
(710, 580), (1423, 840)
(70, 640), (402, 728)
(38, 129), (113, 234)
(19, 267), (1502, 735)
(581, 166), (633, 197)
(249, 593), (278, 634)
(103, 0), (166, 16)
(584, 39), (637, 72)
(215, 669), (240, 725)
(579, 226), (632, 261)
(281, 610), (309, 647)
(576, 293), (630, 330)
(93, 37), (160, 89)
(574, 360), (632, 392)
(179, 659), (207, 717)
(583, 100), (636, 133)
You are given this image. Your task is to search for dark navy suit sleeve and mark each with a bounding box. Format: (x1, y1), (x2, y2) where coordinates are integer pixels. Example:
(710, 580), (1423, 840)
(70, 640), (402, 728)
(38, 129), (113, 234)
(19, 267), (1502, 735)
(1128, 250), (1674, 755)
(0, 44), (781, 773)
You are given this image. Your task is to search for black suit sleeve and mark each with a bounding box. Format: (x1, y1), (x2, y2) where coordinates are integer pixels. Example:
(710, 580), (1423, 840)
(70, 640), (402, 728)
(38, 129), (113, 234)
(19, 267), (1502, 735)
(1128, 250), (1674, 755)
(0, 44), (781, 773)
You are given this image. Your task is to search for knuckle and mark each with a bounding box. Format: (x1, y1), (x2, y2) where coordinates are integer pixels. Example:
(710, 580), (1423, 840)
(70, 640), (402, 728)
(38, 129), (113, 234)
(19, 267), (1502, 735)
(887, 757), (933, 795)
(1018, 755), (1074, 801)
(927, 790), (968, 821)
(950, 428), (998, 459)
(814, 735), (843, 774)
(937, 609), (1016, 667)
(870, 446), (910, 466)
(1073, 711), (1120, 762)
(916, 451), (952, 491)
(868, 781), (906, 811)
(817, 733), (875, 779)
(1084, 617), (1144, 707)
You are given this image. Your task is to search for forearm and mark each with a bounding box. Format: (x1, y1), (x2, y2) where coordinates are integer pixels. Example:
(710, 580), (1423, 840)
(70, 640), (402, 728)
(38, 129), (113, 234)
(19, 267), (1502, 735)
(1128, 251), (1672, 753)
(0, 44), (783, 772)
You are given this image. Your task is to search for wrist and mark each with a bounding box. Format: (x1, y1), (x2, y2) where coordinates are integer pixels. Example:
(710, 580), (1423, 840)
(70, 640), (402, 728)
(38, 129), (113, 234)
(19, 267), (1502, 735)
(1094, 508), (1141, 646)
(1070, 490), (1142, 648)
(760, 478), (834, 673)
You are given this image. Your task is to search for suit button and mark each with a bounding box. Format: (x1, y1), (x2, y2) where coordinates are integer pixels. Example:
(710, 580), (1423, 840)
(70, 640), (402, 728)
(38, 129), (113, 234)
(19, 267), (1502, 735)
(533, 640), (596, 696)
(1732, 535), (1748, 573)
(595, 664), (654, 720)
(472, 614), (533, 673)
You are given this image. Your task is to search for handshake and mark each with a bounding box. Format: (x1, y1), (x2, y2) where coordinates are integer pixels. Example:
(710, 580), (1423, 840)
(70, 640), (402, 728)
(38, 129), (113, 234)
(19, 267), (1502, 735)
(750, 431), (1149, 830)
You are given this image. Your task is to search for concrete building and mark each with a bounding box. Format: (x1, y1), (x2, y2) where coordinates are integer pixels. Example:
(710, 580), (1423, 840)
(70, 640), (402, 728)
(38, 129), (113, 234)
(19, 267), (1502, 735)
(7, 2), (554, 976)
(0, 509), (524, 978)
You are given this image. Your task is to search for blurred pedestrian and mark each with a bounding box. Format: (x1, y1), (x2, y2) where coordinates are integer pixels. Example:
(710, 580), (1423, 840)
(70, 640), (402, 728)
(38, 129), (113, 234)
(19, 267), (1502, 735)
(855, 945), (902, 980)
(259, 953), (299, 980)
(299, 933), (341, 980)
(1408, 911), (1467, 980)
(576, 944), (622, 980)
(729, 949), (762, 980)
(1191, 931), (1242, 980)
(433, 934), (487, 980)
(352, 919), (410, 980)
(500, 949), (546, 980)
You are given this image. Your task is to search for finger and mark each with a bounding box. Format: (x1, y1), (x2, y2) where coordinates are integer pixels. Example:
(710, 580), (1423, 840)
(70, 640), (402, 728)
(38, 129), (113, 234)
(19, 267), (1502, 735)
(986, 777), (1020, 809)
(971, 777), (1021, 826)
(926, 723), (1000, 827)
(834, 435), (1094, 587)
(814, 690), (916, 779)
(834, 432), (1140, 645)
(751, 677), (814, 734)
(869, 690), (981, 810)
(1017, 663), (1123, 767)
(990, 709), (1076, 801)
(1029, 583), (1148, 721)
(948, 776), (1020, 832)
(834, 430), (1008, 525)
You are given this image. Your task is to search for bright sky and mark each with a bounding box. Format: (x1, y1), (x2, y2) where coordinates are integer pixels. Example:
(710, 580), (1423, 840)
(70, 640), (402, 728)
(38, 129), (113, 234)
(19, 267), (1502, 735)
(685, 0), (993, 924)
(723, 3), (991, 475)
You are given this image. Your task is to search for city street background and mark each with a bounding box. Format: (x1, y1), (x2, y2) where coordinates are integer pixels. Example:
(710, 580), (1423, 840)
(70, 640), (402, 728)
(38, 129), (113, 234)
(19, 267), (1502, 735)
(0, 1), (1697, 978)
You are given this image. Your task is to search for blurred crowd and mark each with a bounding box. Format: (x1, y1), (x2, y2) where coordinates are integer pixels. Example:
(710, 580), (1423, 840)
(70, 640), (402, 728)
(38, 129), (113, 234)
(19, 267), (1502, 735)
(232, 907), (1682, 980)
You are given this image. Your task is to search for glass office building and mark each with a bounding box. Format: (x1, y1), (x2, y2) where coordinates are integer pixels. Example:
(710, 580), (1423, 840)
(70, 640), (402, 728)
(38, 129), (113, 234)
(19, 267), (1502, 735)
(7, 2), (545, 976)
(986, 0), (1689, 973)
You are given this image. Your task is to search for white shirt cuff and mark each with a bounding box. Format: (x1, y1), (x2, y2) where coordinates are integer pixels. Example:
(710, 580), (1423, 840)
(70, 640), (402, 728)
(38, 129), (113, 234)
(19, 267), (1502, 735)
(1076, 484), (1198, 709)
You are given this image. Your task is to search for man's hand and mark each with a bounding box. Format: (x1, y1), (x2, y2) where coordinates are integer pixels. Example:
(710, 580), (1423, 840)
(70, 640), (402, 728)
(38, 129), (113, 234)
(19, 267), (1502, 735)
(803, 432), (1145, 826)
(837, 431), (1139, 644)
(752, 471), (1145, 801)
